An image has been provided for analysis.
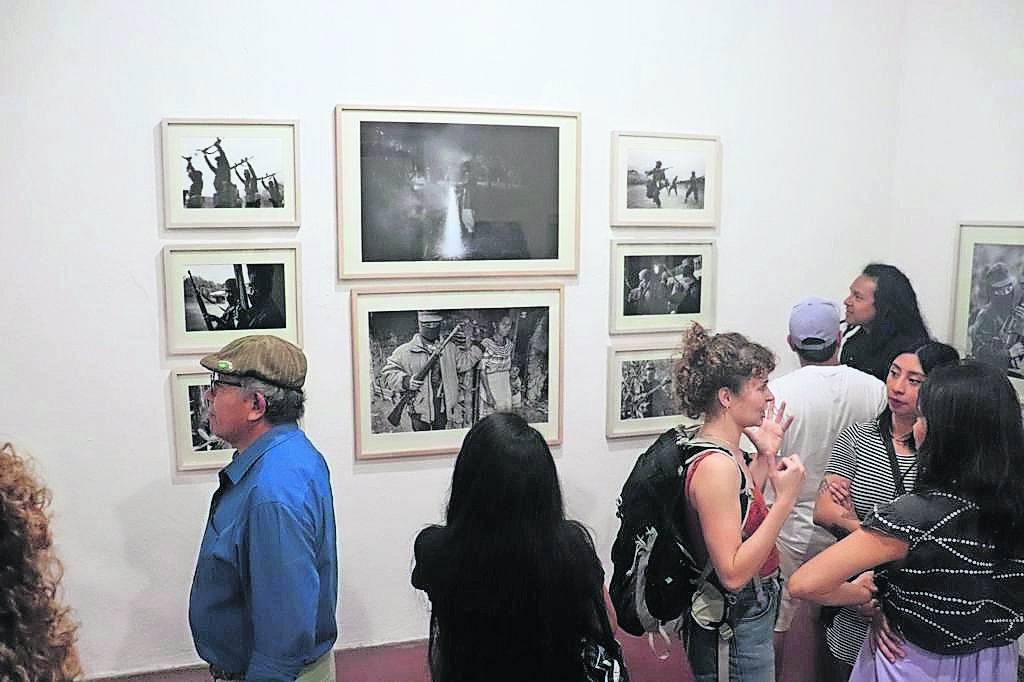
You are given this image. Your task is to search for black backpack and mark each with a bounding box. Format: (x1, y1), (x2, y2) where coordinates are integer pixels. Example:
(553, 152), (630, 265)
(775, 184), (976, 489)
(609, 426), (734, 637)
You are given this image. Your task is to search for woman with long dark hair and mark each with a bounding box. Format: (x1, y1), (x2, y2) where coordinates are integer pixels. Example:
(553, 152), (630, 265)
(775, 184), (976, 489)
(841, 264), (930, 381)
(812, 341), (959, 680)
(412, 412), (624, 682)
(792, 360), (1024, 680)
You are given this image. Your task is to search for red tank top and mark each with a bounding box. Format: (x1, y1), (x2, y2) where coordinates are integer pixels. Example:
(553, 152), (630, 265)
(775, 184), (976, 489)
(686, 450), (780, 578)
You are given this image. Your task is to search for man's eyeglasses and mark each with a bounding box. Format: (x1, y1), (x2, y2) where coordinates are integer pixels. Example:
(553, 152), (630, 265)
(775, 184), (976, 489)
(208, 373), (244, 396)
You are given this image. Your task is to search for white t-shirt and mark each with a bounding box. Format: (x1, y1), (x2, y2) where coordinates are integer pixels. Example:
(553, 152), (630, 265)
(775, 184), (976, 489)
(767, 363), (886, 557)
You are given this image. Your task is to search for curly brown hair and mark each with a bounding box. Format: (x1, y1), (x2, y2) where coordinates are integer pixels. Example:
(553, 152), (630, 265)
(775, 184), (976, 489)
(0, 443), (81, 681)
(673, 323), (776, 419)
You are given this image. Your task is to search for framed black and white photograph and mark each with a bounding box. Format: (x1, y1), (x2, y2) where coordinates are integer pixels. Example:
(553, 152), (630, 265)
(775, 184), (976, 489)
(610, 131), (721, 227)
(162, 243), (301, 354)
(161, 118), (299, 229)
(170, 369), (233, 471)
(350, 285), (563, 459)
(606, 345), (695, 439)
(336, 106), (580, 278)
(952, 223), (1024, 390)
(610, 239), (715, 334)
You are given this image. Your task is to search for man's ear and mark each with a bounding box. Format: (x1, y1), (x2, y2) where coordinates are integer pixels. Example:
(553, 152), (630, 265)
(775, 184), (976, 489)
(787, 334), (798, 352)
(248, 392), (267, 421)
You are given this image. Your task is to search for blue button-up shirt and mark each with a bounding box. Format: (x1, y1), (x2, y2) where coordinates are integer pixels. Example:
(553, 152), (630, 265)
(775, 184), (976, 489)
(189, 423), (338, 681)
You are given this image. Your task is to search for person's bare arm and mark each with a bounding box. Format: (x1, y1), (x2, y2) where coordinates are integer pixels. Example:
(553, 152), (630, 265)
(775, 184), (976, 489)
(813, 474), (860, 539)
(789, 527), (907, 606)
(690, 451), (804, 592)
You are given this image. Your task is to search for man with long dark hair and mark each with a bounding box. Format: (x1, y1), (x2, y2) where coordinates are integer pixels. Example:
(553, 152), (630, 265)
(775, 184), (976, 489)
(840, 263), (930, 381)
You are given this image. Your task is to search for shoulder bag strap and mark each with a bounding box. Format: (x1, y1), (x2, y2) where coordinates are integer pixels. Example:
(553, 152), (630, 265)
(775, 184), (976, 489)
(883, 433), (907, 496)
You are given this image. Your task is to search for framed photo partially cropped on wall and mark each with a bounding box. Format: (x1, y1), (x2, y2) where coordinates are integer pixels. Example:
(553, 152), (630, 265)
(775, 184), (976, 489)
(335, 105), (580, 279)
(162, 243), (301, 354)
(606, 344), (695, 439)
(169, 368), (233, 471)
(952, 223), (1024, 394)
(350, 284), (564, 459)
(161, 118), (300, 229)
(610, 131), (721, 227)
(610, 239), (715, 334)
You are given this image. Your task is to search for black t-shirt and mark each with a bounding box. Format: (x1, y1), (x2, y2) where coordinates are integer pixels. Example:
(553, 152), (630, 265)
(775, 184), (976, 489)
(840, 327), (928, 381)
(866, 491), (1024, 655)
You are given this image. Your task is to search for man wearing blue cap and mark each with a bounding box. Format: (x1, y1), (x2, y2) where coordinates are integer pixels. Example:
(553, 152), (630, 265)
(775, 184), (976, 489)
(767, 297), (886, 681)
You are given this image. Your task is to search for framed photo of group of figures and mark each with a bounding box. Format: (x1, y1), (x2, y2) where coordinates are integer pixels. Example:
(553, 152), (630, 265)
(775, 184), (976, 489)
(337, 105), (578, 459)
(605, 130), (721, 438)
(158, 118), (303, 471)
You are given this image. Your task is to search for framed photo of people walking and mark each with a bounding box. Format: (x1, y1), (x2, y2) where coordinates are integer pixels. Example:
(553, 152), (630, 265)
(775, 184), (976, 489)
(610, 131), (721, 227)
(610, 239), (715, 334)
(170, 368), (234, 471)
(606, 345), (695, 439)
(162, 243), (302, 354)
(335, 106), (580, 279)
(350, 284), (564, 459)
(161, 118), (300, 229)
(952, 223), (1024, 389)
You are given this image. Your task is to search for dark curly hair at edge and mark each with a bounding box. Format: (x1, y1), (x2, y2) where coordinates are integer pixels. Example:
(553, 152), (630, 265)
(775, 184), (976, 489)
(0, 443), (81, 682)
(673, 322), (776, 420)
(915, 361), (1024, 555)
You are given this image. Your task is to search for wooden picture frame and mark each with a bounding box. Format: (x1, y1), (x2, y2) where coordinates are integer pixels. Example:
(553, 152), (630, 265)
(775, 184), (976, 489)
(610, 239), (715, 334)
(350, 284), (564, 459)
(162, 243), (301, 354)
(161, 118), (300, 229)
(170, 368), (233, 471)
(610, 131), (721, 227)
(952, 222), (1024, 393)
(606, 344), (694, 439)
(336, 105), (580, 279)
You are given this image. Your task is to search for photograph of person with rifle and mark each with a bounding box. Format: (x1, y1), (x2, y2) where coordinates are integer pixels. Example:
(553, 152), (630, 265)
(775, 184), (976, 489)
(379, 311), (483, 432)
(182, 263), (285, 332)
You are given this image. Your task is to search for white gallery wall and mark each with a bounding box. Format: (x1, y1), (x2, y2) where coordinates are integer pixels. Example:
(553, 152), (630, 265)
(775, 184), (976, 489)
(0, 0), (1020, 677)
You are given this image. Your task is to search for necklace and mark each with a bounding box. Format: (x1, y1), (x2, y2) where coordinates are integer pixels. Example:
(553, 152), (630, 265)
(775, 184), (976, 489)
(695, 431), (740, 456)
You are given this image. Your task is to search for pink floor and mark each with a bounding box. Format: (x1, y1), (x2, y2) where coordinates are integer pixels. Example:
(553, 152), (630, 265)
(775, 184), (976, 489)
(103, 606), (823, 682)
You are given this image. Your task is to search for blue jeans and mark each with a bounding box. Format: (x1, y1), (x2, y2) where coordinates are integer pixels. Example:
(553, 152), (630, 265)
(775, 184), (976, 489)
(683, 576), (780, 682)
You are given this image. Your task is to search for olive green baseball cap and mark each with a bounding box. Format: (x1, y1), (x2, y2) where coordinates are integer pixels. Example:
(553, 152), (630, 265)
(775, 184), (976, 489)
(200, 335), (306, 390)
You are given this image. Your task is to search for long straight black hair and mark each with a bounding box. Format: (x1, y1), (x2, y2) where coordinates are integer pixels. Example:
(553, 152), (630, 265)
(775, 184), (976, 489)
(915, 361), (1024, 554)
(424, 412), (611, 682)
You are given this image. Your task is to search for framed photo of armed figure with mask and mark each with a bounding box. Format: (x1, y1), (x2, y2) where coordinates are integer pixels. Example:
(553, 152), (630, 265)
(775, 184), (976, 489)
(335, 106), (580, 279)
(162, 243), (302, 354)
(350, 284), (564, 459)
(952, 223), (1024, 393)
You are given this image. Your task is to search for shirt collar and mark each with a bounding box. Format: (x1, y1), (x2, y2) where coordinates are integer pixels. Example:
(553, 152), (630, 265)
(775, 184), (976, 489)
(219, 422), (299, 485)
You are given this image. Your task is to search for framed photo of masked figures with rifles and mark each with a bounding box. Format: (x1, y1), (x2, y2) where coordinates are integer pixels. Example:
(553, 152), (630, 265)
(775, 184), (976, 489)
(162, 243), (302, 354)
(160, 118), (300, 229)
(952, 222), (1024, 395)
(350, 284), (564, 459)
(335, 106), (580, 279)
(606, 344), (696, 439)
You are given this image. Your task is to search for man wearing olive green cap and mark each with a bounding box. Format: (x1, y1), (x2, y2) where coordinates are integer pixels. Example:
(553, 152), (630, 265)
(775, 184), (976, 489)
(189, 335), (338, 682)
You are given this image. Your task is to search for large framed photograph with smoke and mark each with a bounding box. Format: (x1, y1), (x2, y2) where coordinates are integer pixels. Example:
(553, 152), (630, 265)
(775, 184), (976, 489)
(606, 345), (696, 439)
(610, 239), (715, 334)
(610, 131), (721, 227)
(335, 106), (580, 279)
(161, 118), (299, 229)
(350, 284), (564, 459)
(170, 369), (234, 471)
(952, 223), (1024, 391)
(162, 243), (301, 354)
